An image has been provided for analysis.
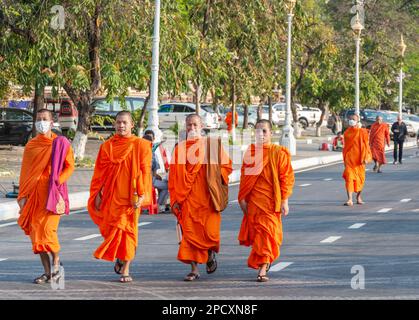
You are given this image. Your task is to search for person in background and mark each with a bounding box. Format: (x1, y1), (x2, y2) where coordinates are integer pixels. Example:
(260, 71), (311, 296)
(332, 132), (345, 151)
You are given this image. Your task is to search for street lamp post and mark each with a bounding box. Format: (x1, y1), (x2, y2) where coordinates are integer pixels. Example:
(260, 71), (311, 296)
(146, 0), (162, 142)
(398, 34), (407, 117)
(351, 12), (364, 117)
(280, 0), (297, 156)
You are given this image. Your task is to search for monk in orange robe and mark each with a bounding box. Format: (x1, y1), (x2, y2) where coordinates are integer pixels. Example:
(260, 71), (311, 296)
(342, 114), (372, 206)
(369, 115), (390, 173)
(169, 114), (232, 281)
(238, 119), (294, 282)
(225, 110), (238, 132)
(17, 109), (75, 284)
(88, 111), (152, 283)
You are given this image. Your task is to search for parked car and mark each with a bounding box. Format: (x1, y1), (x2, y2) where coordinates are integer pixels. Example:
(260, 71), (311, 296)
(0, 108), (61, 146)
(58, 98), (78, 135)
(90, 96), (145, 131)
(27, 97), (78, 136)
(157, 102), (219, 131)
(380, 111), (415, 137)
(404, 114), (419, 137)
(341, 108), (381, 131)
(271, 103), (322, 129)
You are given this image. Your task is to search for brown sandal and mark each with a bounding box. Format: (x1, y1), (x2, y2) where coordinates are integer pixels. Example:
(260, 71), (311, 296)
(184, 272), (200, 281)
(34, 273), (50, 284)
(120, 275), (133, 283)
(257, 274), (269, 282)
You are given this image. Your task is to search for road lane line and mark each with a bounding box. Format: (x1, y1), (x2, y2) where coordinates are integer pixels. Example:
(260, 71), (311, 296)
(299, 184), (312, 187)
(269, 262), (293, 272)
(230, 200), (238, 203)
(320, 236), (341, 243)
(323, 178), (333, 181)
(74, 222), (152, 240)
(377, 208), (392, 213)
(0, 222), (18, 228)
(0, 258), (8, 262)
(74, 234), (101, 241)
(400, 199), (412, 203)
(138, 222), (152, 227)
(411, 209), (419, 213)
(348, 223), (366, 229)
(70, 209), (87, 214)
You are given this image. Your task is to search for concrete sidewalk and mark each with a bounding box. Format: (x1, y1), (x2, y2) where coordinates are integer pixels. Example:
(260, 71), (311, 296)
(1, 133), (417, 222)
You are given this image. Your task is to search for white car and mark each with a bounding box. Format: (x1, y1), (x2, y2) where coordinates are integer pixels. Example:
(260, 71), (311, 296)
(158, 102), (219, 131)
(271, 103), (322, 128)
(405, 114), (419, 137)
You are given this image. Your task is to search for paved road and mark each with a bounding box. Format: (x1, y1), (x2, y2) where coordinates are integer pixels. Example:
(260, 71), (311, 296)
(1, 147), (418, 300)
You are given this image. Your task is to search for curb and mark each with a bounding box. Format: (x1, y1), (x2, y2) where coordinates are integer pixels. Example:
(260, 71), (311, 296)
(1, 140), (417, 222)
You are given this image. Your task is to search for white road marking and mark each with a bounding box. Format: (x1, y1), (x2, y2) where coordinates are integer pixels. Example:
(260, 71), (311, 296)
(320, 236), (341, 243)
(230, 200), (238, 203)
(411, 209), (419, 213)
(0, 258), (8, 262)
(377, 208), (392, 213)
(400, 199), (412, 203)
(269, 262), (293, 272)
(138, 222), (152, 227)
(0, 222), (17, 228)
(323, 178), (333, 181)
(348, 223), (366, 229)
(299, 184), (312, 187)
(70, 209), (87, 214)
(365, 169), (370, 172)
(74, 234), (101, 241)
(74, 222), (152, 240)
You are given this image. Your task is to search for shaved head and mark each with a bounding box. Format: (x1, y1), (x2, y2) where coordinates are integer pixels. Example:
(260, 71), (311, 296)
(256, 119), (272, 130)
(36, 108), (53, 120)
(185, 113), (203, 139)
(116, 110), (133, 121)
(185, 113), (202, 124)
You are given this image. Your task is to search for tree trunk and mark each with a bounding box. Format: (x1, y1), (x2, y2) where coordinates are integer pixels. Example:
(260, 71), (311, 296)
(257, 103), (262, 121)
(32, 81), (44, 137)
(243, 104), (249, 129)
(291, 100), (301, 138)
(268, 96), (272, 124)
(71, 93), (93, 160)
(316, 103), (328, 137)
(138, 93), (150, 137)
(194, 82), (202, 115)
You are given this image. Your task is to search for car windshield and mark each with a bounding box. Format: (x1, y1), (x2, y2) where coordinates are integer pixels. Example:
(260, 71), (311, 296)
(201, 105), (215, 113)
(408, 115), (419, 122)
(363, 110), (379, 120)
(380, 112), (398, 123)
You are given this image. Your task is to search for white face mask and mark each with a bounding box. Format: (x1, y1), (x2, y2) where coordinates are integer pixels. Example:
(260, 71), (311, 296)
(35, 121), (51, 134)
(348, 119), (357, 127)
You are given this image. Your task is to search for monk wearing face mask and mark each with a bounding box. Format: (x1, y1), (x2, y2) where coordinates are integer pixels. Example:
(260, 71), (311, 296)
(17, 109), (75, 284)
(342, 114), (372, 206)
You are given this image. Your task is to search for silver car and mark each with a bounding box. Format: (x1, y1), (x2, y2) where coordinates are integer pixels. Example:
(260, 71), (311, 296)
(158, 102), (219, 131)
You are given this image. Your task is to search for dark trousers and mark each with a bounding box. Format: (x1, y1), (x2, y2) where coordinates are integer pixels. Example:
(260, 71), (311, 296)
(393, 140), (404, 163)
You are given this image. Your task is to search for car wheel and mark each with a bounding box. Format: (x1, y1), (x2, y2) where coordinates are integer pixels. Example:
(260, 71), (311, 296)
(299, 118), (308, 129)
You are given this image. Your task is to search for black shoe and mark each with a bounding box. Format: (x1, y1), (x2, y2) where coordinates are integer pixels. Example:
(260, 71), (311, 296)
(399, 161), (403, 164)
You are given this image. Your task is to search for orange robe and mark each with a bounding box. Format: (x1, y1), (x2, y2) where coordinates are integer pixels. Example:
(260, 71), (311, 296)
(369, 122), (390, 165)
(342, 127), (372, 193)
(168, 137), (232, 264)
(225, 111), (238, 132)
(88, 135), (152, 262)
(17, 133), (75, 254)
(238, 144), (294, 269)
